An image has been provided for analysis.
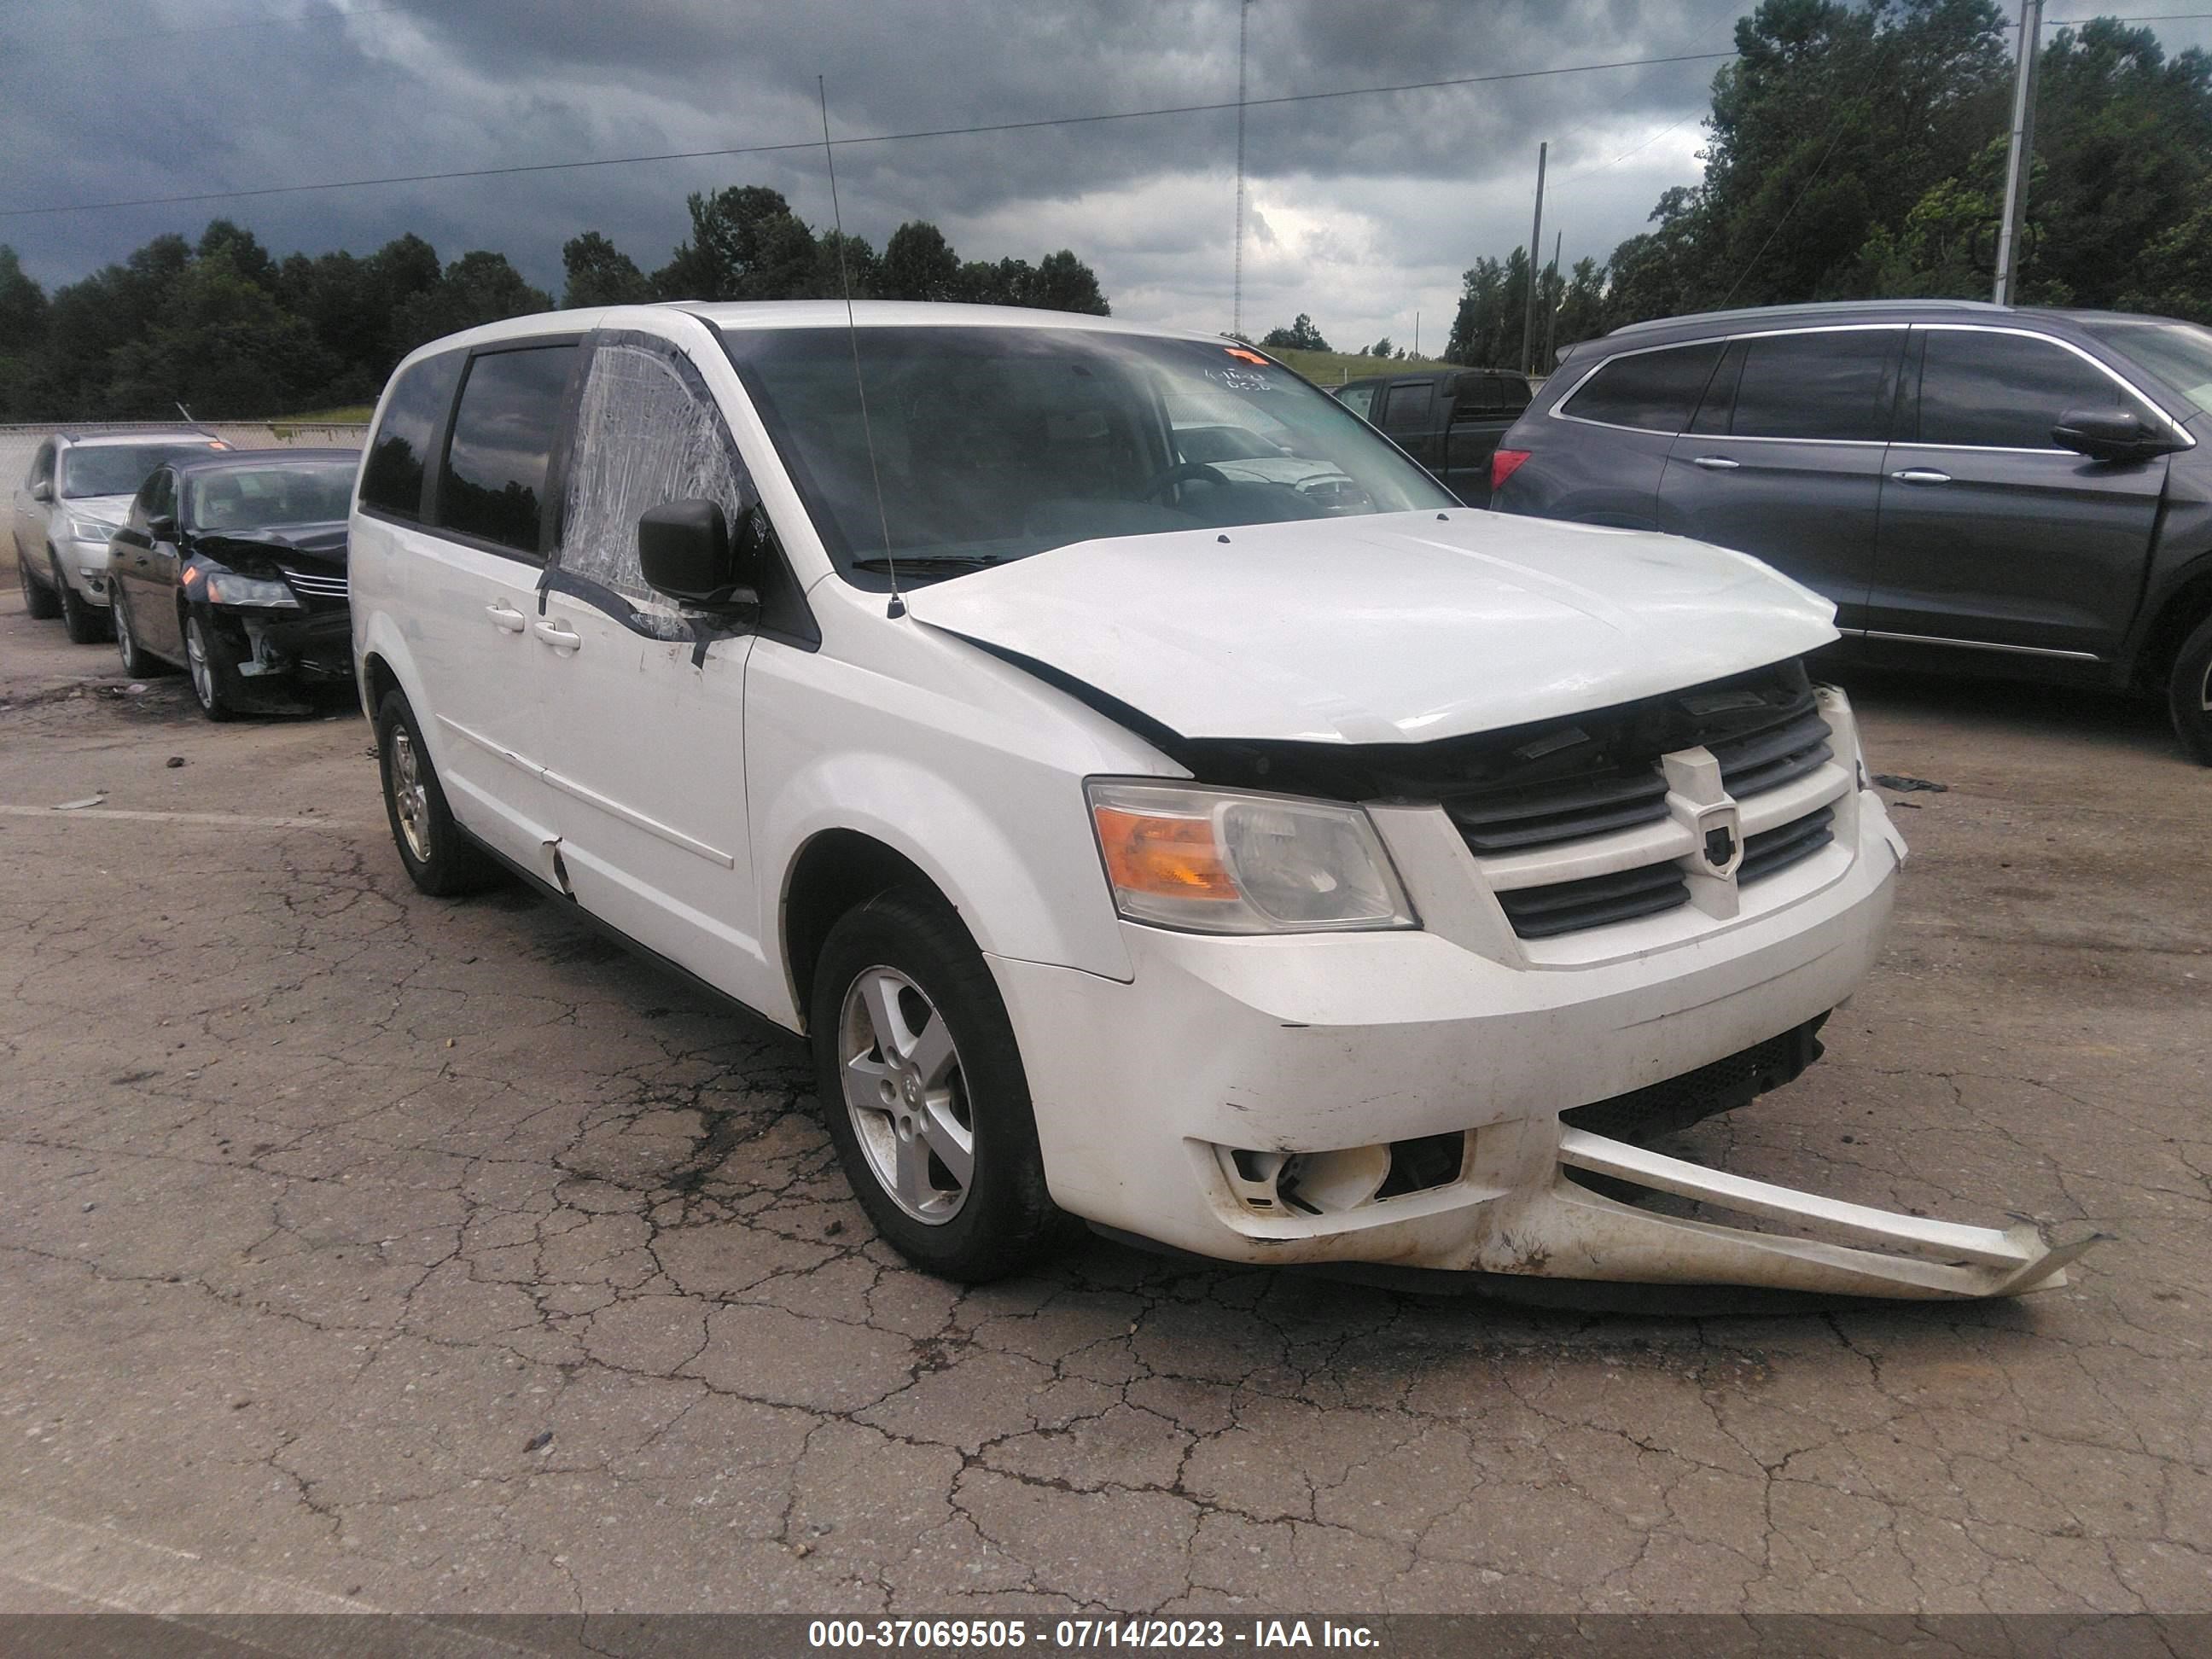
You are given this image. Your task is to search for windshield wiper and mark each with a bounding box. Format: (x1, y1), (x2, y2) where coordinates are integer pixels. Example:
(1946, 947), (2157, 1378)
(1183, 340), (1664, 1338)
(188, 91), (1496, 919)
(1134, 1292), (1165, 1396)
(851, 554), (1005, 574)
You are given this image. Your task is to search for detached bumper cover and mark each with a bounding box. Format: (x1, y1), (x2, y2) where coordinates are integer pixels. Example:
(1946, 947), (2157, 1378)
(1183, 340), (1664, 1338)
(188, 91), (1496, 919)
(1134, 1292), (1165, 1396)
(993, 793), (2100, 1302)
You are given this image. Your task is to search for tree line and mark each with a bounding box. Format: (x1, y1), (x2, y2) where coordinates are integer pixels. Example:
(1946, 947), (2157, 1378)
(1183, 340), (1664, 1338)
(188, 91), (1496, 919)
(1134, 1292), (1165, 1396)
(1441, 3), (2212, 370)
(0, 183), (1109, 422)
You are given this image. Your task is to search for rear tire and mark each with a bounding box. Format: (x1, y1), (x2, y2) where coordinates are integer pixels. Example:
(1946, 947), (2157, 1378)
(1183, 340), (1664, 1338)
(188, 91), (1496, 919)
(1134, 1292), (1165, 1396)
(375, 689), (498, 896)
(2168, 611), (2212, 765)
(55, 556), (110, 644)
(809, 886), (1071, 1282)
(17, 544), (61, 620)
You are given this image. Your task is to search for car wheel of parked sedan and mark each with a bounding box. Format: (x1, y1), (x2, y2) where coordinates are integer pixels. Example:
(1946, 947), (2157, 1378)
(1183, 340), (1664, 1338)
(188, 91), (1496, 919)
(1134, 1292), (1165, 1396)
(2169, 611), (2212, 765)
(375, 689), (499, 896)
(811, 886), (1073, 1283)
(112, 591), (160, 678)
(53, 554), (110, 644)
(183, 611), (238, 720)
(17, 544), (61, 620)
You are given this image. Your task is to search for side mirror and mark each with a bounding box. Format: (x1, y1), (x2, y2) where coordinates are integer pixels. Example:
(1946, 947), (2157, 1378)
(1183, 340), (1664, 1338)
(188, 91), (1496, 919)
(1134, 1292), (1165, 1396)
(2052, 407), (2172, 463)
(148, 514), (178, 542)
(637, 499), (757, 609)
(32, 480), (52, 503)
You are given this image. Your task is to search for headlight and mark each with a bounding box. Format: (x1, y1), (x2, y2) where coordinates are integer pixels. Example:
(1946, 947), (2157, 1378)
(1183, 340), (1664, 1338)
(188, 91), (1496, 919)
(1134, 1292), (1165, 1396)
(201, 570), (300, 608)
(1086, 780), (1417, 934)
(67, 515), (120, 543)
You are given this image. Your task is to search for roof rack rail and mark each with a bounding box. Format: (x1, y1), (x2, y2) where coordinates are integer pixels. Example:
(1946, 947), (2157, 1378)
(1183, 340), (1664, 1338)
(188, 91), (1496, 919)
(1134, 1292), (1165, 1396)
(1606, 298), (2010, 339)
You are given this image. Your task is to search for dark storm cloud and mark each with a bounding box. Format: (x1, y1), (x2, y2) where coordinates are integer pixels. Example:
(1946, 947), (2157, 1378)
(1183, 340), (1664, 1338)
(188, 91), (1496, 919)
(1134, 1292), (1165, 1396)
(0, 0), (1749, 344)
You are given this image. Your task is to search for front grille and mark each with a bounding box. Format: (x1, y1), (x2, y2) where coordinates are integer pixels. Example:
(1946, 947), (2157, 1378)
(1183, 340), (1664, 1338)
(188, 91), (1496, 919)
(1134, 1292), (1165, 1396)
(280, 566), (348, 602)
(1448, 770), (1668, 853)
(1710, 705), (1833, 797)
(1496, 860), (1688, 939)
(1428, 661), (1825, 860)
(1739, 805), (1836, 883)
(1175, 658), (1841, 944)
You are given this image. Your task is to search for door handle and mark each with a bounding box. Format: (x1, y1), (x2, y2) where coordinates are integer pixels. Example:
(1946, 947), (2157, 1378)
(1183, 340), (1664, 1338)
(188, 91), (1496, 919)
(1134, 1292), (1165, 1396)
(1890, 468), (1953, 485)
(486, 602), (527, 632)
(533, 619), (582, 652)
(1690, 455), (1739, 470)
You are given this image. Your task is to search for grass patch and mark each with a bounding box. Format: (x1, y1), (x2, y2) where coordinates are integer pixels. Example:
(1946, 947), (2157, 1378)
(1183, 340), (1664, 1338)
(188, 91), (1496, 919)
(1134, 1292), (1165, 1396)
(1267, 346), (1459, 386)
(272, 406), (374, 427)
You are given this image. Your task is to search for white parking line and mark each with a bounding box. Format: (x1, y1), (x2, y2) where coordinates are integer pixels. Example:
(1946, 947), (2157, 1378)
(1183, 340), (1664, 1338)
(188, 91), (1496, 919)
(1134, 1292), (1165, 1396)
(0, 805), (355, 830)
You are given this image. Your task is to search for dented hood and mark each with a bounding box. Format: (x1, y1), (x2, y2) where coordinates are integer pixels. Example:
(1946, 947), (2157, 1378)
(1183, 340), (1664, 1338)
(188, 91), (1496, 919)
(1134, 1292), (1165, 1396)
(903, 509), (1840, 745)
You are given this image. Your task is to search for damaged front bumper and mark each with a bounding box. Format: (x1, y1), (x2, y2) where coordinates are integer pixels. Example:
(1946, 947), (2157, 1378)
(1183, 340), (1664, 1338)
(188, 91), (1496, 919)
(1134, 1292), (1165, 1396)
(206, 605), (353, 705)
(993, 789), (2098, 1303)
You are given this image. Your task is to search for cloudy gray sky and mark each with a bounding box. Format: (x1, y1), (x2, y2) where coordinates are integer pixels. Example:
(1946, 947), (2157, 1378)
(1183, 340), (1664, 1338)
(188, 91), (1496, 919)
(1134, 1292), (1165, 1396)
(3, 1), (2208, 352)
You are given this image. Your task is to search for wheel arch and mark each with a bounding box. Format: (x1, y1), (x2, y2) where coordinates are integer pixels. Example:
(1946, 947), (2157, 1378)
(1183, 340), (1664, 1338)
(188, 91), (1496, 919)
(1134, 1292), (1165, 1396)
(2133, 556), (2212, 692)
(781, 829), (945, 1034)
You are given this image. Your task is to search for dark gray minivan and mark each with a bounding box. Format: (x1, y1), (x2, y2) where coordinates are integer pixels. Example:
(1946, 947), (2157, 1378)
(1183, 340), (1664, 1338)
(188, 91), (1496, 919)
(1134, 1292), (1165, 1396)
(1488, 300), (2212, 762)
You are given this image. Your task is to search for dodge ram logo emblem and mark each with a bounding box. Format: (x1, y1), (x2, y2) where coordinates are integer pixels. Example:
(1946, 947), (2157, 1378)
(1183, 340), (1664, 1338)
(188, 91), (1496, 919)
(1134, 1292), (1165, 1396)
(1695, 805), (1743, 877)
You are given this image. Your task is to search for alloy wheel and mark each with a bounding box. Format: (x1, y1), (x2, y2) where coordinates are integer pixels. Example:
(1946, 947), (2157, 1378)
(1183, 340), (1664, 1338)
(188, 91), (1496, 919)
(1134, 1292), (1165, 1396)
(838, 965), (975, 1224)
(185, 617), (216, 709)
(388, 726), (434, 864)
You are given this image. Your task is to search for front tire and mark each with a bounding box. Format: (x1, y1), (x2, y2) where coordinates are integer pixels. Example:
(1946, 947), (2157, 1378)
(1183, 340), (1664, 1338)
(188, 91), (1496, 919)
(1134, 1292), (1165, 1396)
(183, 610), (236, 720)
(112, 590), (159, 678)
(17, 544), (61, 620)
(810, 887), (1070, 1282)
(55, 556), (110, 644)
(2169, 611), (2212, 765)
(375, 689), (498, 896)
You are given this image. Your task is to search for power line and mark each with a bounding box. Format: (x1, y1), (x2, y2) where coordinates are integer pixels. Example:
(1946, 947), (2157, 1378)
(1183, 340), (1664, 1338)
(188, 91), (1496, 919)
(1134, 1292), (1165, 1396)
(2044, 9), (2212, 21)
(0, 47), (1738, 220)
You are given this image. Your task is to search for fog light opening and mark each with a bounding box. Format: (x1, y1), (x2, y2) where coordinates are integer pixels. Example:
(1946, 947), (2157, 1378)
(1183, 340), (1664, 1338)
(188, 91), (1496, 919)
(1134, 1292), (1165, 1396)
(1217, 1132), (1469, 1216)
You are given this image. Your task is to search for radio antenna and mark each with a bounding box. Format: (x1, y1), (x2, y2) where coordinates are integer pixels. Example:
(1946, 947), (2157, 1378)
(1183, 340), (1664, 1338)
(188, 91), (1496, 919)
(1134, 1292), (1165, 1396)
(818, 76), (903, 618)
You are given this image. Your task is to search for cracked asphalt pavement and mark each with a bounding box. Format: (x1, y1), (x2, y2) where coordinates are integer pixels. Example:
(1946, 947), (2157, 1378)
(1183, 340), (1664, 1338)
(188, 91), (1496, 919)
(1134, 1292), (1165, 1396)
(2, 584), (2209, 1618)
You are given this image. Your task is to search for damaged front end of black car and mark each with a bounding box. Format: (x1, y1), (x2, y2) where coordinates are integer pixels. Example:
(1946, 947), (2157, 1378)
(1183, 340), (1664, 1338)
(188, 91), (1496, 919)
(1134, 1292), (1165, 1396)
(181, 526), (352, 715)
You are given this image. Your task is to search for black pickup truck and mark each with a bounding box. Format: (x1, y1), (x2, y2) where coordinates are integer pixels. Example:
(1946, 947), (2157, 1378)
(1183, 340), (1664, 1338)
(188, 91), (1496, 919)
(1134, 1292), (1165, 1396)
(1335, 369), (1534, 503)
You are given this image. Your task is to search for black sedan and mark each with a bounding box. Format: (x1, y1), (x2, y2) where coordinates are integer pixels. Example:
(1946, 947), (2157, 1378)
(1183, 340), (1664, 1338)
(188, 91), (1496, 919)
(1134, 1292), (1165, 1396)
(106, 449), (359, 719)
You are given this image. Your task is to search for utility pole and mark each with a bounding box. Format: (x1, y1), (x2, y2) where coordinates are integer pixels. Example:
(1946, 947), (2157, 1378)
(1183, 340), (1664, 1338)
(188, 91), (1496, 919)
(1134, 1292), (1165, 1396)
(1232, 0), (1252, 336)
(1543, 230), (1563, 375)
(1993, 0), (2044, 306)
(1413, 310), (1419, 358)
(1519, 141), (1547, 375)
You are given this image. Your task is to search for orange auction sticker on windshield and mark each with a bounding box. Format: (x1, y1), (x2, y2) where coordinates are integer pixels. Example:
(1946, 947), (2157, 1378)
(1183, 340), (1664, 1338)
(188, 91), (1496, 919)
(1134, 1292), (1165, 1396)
(1223, 347), (1270, 364)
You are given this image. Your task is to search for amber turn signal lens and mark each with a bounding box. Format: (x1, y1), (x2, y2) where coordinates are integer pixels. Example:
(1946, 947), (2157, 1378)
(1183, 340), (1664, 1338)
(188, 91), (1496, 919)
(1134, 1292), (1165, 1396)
(1092, 805), (1239, 903)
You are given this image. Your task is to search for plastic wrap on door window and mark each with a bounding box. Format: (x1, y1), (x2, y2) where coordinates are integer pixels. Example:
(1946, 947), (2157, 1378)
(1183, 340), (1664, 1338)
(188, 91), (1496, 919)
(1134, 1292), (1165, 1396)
(556, 343), (752, 634)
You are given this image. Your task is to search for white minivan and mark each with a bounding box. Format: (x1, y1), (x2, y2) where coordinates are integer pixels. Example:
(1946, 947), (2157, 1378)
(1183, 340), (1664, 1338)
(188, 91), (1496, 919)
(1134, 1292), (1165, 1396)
(350, 302), (2087, 1301)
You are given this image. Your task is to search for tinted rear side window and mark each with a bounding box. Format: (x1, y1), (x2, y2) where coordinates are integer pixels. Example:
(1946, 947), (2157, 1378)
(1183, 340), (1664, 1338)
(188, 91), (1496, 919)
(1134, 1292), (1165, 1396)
(361, 352), (463, 521)
(1726, 330), (1895, 441)
(1382, 381), (1434, 430)
(437, 345), (577, 554)
(1916, 329), (2135, 449)
(1562, 342), (1723, 433)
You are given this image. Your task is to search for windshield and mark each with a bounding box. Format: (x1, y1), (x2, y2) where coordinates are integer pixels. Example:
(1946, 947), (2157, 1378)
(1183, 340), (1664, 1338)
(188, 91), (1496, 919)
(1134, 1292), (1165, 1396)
(188, 462), (357, 532)
(2082, 318), (2212, 415)
(719, 325), (1454, 582)
(61, 442), (223, 498)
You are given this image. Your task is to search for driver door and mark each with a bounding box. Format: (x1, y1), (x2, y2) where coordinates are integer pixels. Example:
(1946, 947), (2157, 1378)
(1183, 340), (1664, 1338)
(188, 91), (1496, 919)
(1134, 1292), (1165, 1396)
(528, 329), (773, 1010)
(1869, 326), (2168, 658)
(113, 467), (184, 659)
